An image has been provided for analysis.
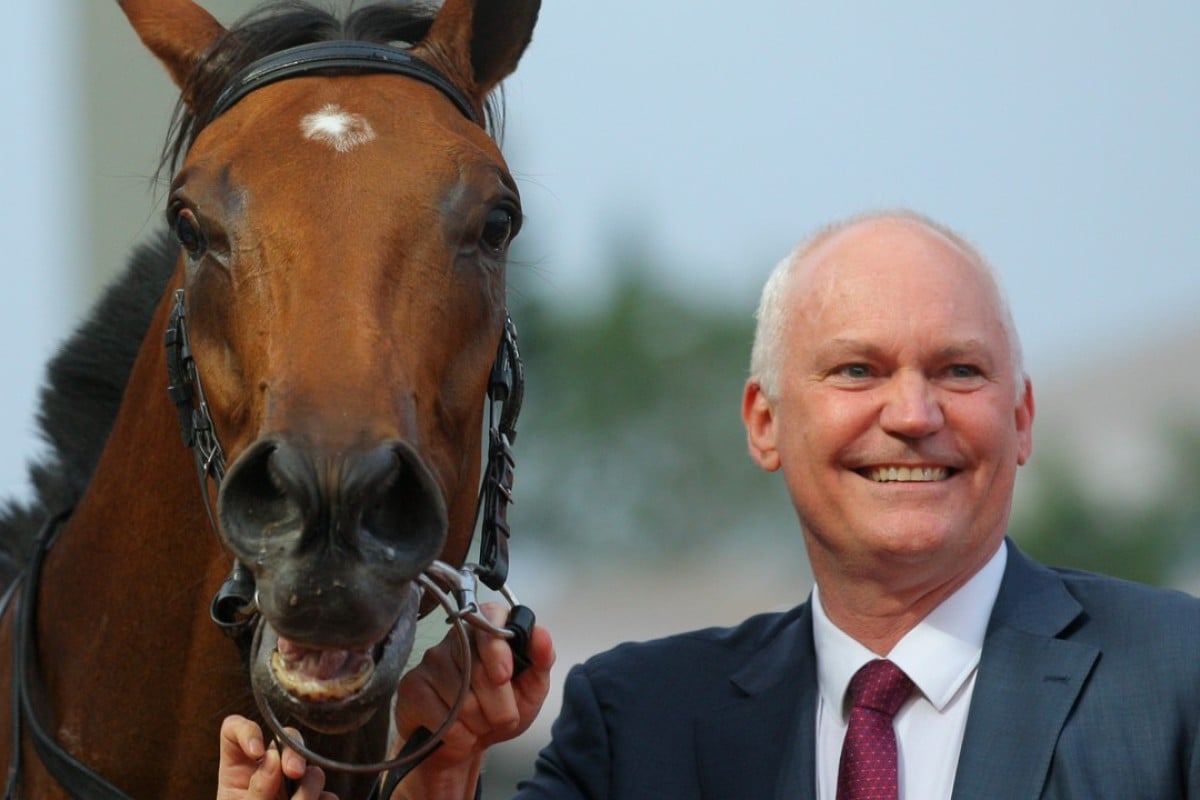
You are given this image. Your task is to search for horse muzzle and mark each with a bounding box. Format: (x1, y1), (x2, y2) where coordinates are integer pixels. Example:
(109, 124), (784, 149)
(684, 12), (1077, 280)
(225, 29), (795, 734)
(217, 436), (448, 730)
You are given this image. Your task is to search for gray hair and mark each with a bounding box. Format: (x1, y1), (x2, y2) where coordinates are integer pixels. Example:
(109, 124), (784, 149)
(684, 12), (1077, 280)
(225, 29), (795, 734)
(748, 209), (1026, 401)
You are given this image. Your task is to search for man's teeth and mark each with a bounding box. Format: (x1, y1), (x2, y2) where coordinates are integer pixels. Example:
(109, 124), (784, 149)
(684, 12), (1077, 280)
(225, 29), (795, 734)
(865, 466), (949, 482)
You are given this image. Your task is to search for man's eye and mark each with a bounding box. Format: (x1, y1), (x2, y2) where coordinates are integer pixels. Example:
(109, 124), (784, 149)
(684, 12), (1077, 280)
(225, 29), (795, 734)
(946, 364), (982, 379)
(838, 364), (872, 379)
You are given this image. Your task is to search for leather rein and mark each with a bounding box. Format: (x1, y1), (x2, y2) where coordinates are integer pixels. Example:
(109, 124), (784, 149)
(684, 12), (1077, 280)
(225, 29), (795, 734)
(5, 41), (530, 799)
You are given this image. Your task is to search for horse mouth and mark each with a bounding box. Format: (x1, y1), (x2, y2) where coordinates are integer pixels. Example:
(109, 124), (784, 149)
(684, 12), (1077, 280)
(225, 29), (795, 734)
(251, 583), (420, 733)
(270, 638), (377, 702)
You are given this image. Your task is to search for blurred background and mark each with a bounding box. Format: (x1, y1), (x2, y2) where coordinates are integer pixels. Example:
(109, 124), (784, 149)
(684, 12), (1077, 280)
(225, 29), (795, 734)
(2, 1), (1198, 795)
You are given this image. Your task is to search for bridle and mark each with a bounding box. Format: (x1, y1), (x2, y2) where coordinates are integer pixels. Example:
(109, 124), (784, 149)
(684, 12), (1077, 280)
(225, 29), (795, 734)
(6, 41), (531, 799)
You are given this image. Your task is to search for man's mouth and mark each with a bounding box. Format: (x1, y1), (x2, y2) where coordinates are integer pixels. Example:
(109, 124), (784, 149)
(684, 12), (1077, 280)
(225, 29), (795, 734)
(860, 466), (953, 482)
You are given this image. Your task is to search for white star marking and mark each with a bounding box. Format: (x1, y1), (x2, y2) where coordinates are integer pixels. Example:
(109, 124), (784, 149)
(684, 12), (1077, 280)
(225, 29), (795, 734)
(300, 104), (376, 152)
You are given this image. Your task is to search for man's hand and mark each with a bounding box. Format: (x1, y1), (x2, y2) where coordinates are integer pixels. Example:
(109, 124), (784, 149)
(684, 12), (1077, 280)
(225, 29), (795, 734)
(216, 715), (337, 800)
(392, 602), (555, 799)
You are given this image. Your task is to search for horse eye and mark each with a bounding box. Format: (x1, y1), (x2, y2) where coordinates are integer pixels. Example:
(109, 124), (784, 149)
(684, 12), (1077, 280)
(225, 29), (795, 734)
(480, 208), (514, 255)
(172, 208), (205, 255)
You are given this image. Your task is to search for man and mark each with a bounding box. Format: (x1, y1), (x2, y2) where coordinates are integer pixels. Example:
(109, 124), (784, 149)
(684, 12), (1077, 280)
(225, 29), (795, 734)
(222, 209), (1200, 798)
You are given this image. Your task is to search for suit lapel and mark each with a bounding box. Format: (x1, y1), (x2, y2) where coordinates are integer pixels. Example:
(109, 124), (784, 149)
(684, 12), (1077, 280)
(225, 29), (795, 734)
(695, 603), (819, 800)
(951, 542), (1100, 799)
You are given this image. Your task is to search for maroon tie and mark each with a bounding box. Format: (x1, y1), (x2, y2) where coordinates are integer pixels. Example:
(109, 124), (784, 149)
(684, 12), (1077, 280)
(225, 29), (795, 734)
(836, 659), (915, 800)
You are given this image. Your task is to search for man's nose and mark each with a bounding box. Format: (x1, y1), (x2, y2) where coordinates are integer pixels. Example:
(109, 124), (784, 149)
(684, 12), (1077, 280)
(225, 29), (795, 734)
(879, 369), (944, 438)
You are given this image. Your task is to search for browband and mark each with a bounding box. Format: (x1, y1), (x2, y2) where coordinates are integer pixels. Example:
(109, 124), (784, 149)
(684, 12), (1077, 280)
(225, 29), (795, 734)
(205, 41), (480, 127)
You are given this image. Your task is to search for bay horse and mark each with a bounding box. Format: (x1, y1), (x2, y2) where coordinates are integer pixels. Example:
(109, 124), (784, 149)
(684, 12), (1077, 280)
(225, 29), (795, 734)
(0, 0), (539, 797)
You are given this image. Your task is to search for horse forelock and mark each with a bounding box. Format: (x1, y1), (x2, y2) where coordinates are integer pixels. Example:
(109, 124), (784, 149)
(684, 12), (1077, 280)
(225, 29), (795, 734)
(0, 230), (177, 575)
(159, 0), (505, 180)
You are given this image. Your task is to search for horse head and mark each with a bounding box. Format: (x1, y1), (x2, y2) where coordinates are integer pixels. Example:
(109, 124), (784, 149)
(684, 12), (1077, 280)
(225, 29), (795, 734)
(120, 0), (538, 735)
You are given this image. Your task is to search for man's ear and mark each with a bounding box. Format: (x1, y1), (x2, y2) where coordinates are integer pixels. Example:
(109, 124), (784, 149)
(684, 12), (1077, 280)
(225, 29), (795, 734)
(1015, 376), (1035, 466)
(742, 380), (781, 472)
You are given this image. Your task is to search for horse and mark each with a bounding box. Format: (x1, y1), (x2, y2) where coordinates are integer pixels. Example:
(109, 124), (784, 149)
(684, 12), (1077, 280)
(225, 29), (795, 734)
(0, 0), (539, 796)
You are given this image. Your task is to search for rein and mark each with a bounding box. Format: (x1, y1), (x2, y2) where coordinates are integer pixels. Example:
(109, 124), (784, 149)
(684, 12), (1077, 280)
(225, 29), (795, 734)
(9, 41), (529, 799)
(4, 510), (135, 800)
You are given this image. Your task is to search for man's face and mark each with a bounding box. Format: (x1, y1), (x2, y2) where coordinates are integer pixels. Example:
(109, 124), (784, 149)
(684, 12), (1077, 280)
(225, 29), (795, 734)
(743, 219), (1033, 587)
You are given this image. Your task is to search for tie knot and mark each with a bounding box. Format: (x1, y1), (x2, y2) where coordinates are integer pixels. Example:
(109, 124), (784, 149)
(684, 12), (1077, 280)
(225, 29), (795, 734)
(847, 659), (913, 716)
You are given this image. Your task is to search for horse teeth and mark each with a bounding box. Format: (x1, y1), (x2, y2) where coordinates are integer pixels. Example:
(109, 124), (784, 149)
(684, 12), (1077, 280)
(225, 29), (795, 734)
(270, 649), (373, 701)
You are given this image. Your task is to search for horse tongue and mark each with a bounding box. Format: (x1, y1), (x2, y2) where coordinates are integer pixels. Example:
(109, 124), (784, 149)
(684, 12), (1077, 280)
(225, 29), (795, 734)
(276, 636), (367, 681)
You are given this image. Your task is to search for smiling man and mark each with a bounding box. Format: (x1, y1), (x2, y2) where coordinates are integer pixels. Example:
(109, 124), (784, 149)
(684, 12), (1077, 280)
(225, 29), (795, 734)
(743, 211), (1034, 659)
(497, 209), (1200, 800)
(219, 210), (1200, 800)
(741, 211), (1037, 798)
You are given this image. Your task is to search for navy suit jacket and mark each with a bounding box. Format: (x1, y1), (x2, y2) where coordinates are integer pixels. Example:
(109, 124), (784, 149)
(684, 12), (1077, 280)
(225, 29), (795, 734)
(511, 541), (1200, 799)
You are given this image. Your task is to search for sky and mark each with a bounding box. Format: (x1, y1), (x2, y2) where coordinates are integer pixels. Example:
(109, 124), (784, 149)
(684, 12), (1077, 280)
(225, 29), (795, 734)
(2, 1), (1198, 500)
(1, 0), (78, 502)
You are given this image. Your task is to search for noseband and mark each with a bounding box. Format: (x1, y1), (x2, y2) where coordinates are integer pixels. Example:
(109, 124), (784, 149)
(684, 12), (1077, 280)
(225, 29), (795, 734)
(8, 41), (529, 800)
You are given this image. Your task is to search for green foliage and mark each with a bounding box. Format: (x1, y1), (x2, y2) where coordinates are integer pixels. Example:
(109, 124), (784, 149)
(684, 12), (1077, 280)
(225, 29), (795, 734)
(505, 252), (796, 561)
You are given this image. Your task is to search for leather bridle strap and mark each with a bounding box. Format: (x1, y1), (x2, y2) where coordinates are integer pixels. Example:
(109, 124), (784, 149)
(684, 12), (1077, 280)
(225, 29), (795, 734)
(474, 314), (523, 591)
(5, 509), (134, 800)
(203, 41), (480, 128)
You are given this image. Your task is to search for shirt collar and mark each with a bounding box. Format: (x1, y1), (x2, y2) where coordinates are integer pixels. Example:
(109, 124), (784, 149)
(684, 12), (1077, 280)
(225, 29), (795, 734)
(812, 542), (1007, 719)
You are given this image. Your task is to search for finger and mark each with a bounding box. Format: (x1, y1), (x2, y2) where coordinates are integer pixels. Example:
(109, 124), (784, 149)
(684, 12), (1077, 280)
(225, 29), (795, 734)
(278, 727), (312, 781)
(515, 623), (555, 705)
(469, 631), (521, 737)
(474, 602), (516, 685)
(244, 746), (285, 800)
(526, 624), (556, 673)
(497, 623), (555, 747)
(220, 714), (266, 762)
(218, 715), (275, 800)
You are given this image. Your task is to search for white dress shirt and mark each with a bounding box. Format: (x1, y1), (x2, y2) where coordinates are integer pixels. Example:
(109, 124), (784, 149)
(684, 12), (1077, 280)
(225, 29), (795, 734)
(812, 543), (1007, 800)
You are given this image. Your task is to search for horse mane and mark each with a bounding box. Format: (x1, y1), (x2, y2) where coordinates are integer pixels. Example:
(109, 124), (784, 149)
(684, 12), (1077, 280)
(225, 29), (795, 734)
(161, 0), (506, 176)
(0, 231), (176, 583)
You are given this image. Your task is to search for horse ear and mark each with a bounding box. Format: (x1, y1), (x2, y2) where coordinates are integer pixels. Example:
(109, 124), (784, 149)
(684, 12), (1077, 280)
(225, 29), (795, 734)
(417, 0), (541, 97)
(118, 0), (227, 97)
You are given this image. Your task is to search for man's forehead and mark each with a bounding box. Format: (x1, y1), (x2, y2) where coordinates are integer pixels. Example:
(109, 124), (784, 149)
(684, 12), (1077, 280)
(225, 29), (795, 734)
(799, 217), (973, 276)
(792, 220), (993, 307)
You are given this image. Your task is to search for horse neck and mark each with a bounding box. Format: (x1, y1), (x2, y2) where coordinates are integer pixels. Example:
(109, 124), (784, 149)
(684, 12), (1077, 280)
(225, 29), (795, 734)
(27, 278), (247, 797)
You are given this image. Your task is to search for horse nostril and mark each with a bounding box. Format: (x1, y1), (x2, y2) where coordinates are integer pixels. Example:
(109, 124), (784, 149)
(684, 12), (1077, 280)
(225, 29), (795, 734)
(218, 439), (302, 556)
(357, 443), (448, 573)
